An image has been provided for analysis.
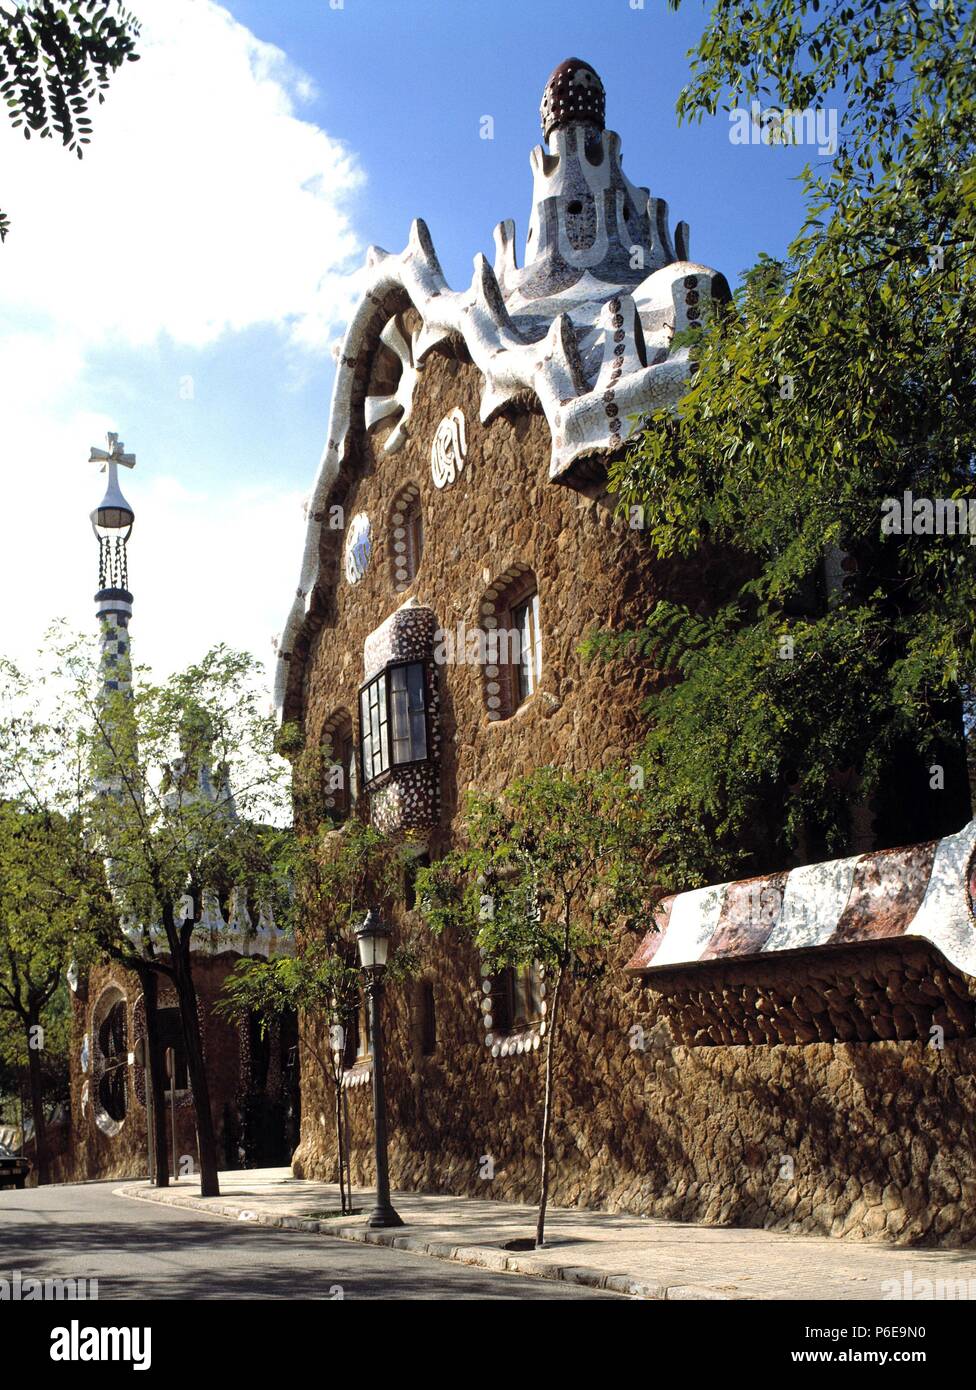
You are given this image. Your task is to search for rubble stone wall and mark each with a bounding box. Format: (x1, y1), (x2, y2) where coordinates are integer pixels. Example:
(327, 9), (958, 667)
(65, 957), (244, 1183)
(294, 340), (976, 1247)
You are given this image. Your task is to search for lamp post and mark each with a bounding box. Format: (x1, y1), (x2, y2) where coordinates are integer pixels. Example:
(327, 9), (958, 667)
(355, 909), (403, 1229)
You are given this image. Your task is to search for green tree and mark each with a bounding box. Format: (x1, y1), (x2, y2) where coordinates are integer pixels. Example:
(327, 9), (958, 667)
(598, 0), (976, 883)
(416, 765), (657, 1248)
(220, 790), (418, 1213)
(0, 804), (100, 1183)
(219, 948), (360, 1214)
(0, 638), (292, 1199)
(0, 0), (140, 241)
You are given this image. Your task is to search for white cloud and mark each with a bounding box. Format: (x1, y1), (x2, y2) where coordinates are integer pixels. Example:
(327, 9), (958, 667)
(0, 0), (365, 349)
(0, 1), (362, 686)
(0, 372), (308, 688)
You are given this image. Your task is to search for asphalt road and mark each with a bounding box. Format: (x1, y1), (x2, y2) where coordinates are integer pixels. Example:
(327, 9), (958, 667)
(0, 1182), (618, 1300)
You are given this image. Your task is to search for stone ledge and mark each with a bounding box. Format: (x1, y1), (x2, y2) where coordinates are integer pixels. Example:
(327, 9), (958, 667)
(116, 1185), (693, 1297)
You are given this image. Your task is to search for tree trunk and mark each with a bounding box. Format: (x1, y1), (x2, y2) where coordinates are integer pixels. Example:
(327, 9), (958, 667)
(141, 969), (169, 1188)
(171, 944), (220, 1198)
(25, 1010), (50, 1186)
(333, 1073), (347, 1214)
(535, 960), (566, 1249)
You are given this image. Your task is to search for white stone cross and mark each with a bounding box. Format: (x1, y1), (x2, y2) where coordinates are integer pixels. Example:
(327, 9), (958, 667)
(89, 431), (136, 474)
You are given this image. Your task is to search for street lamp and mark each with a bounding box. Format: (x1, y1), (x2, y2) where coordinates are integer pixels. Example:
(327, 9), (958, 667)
(355, 908), (403, 1229)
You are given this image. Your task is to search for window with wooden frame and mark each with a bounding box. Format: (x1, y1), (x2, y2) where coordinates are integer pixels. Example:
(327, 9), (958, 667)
(489, 964), (543, 1035)
(480, 567), (541, 720)
(511, 590), (541, 706)
(342, 996), (372, 1069)
(322, 709), (354, 821)
(359, 660), (429, 788)
(391, 482), (423, 592)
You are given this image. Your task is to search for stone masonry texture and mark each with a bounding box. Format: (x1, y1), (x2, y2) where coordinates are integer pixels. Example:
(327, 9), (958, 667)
(291, 331), (976, 1249)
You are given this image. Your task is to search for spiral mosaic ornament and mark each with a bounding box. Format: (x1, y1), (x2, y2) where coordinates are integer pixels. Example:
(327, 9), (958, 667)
(430, 408), (467, 489)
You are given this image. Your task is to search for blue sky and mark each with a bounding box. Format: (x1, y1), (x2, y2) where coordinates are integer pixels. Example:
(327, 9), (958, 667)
(0, 0), (825, 686)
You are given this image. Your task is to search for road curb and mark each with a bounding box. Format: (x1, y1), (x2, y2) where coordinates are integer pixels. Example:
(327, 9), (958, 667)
(116, 1185), (729, 1299)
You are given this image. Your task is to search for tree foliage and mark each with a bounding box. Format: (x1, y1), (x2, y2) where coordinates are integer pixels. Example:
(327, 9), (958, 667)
(219, 947), (360, 1212)
(0, 802), (102, 1179)
(0, 632), (293, 1197)
(0, 0), (140, 240)
(597, 0), (976, 881)
(219, 816), (417, 1213)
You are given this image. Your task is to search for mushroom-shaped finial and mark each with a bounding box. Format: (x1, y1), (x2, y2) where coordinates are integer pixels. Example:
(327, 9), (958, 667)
(540, 58), (606, 141)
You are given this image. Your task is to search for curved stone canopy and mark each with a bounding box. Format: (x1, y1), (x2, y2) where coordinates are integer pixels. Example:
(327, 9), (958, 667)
(274, 63), (730, 713)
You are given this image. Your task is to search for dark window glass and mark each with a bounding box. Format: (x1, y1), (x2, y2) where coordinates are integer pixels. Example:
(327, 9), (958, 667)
(420, 980), (436, 1056)
(511, 591), (541, 706)
(98, 999), (128, 1122)
(360, 662), (428, 787)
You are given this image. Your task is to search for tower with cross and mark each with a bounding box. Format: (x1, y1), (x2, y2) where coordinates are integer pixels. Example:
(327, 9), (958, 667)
(87, 433), (137, 794)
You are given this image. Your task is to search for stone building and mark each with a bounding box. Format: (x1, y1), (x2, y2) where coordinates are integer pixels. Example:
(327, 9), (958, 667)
(275, 60), (976, 1245)
(65, 440), (298, 1182)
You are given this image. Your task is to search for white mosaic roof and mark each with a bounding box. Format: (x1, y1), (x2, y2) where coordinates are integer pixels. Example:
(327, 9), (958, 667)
(275, 62), (729, 713)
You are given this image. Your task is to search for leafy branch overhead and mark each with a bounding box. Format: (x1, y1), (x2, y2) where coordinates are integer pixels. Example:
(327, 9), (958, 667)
(598, 1), (976, 881)
(0, 0), (140, 240)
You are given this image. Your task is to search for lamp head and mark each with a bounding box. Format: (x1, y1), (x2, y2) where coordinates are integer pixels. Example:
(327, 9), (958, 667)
(355, 908), (390, 971)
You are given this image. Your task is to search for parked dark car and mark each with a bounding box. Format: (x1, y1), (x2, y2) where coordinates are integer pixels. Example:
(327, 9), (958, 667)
(0, 1143), (30, 1190)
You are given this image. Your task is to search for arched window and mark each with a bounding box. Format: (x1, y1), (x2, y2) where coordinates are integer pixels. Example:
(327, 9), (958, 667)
(92, 987), (128, 1133)
(322, 710), (355, 821)
(391, 482), (423, 592)
(479, 566), (541, 720)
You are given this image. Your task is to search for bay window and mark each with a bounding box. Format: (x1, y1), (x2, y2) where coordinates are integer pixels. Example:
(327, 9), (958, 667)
(359, 660), (429, 787)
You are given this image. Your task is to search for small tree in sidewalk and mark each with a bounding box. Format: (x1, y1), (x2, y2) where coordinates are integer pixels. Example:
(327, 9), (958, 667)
(416, 764), (658, 1248)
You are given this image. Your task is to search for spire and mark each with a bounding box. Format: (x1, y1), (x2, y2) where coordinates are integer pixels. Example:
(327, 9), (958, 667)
(89, 432), (136, 592)
(539, 58), (605, 141)
(501, 59), (685, 308)
(86, 433), (138, 804)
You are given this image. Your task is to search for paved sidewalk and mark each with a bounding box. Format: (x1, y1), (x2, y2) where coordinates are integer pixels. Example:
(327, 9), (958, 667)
(118, 1168), (976, 1300)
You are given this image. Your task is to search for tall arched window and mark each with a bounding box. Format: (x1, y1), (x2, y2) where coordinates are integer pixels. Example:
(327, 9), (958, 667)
(479, 566), (541, 720)
(390, 482), (423, 592)
(322, 710), (355, 821)
(92, 987), (128, 1133)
